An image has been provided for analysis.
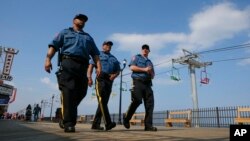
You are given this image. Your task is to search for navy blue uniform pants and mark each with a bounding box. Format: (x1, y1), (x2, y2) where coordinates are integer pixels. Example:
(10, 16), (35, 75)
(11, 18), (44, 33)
(57, 59), (88, 128)
(93, 72), (113, 126)
(124, 79), (154, 128)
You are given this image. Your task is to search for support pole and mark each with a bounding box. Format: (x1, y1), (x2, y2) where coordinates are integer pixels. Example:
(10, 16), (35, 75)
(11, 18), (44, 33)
(189, 65), (199, 127)
(172, 49), (212, 128)
(118, 59), (127, 125)
(118, 70), (123, 124)
(50, 95), (54, 121)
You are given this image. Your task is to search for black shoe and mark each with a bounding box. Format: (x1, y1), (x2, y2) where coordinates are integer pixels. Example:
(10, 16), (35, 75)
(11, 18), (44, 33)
(145, 126), (157, 131)
(59, 120), (64, 129)
(105, 122), (116, 131)
(123, 117), (130, 129)
(91, 124), (104, 130)
(64, 126), (75, 133)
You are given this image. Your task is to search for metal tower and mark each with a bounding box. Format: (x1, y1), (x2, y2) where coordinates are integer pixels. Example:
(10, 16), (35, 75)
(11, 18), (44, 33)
(172, 49), (212, 127)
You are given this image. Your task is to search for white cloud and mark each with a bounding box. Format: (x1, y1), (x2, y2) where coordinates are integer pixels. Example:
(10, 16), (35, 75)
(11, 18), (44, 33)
(238, 58), (250, 66)
(238, 41), (250, 66)
(188, 2), (250, 48)
(40, 77), (50, 84)
(110, 33), (187, 52)
(109, 2), (250, 68)
(40, 77), (58, 90)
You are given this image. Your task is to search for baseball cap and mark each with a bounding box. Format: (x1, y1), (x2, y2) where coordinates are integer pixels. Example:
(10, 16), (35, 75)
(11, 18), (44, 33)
(142, 44), (150, 51)
(74, 14), (88, 22)
(103, 40), (113, 46)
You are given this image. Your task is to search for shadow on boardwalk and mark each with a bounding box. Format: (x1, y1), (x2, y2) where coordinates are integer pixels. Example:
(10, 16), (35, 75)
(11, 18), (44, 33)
(0, 120), (229, 141)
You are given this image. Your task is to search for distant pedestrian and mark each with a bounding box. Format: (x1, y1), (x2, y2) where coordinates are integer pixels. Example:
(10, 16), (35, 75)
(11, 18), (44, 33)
(25, 104), (32, 121)
(33, 104), (41, 122)
(123, 44), (157, 131)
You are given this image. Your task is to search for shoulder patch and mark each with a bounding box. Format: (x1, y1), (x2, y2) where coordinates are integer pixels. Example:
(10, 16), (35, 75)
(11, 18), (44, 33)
(54, 32), (59, 38)
(132, 56), (136, 61)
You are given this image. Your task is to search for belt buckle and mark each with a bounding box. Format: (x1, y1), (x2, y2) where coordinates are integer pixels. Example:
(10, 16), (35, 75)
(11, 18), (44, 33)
(63, 55), (70, 59)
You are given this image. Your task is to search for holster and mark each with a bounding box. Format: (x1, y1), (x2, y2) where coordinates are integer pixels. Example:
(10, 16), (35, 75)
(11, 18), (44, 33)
(55, 66), (63, 90)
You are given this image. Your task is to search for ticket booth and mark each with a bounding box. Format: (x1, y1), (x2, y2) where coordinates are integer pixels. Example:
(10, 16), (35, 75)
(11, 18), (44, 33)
(0, 83), (14, 116)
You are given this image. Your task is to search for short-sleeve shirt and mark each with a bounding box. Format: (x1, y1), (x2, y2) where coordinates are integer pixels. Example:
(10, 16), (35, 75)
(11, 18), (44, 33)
(48, 27), (100, 60)
(89, 51), (120, 74)
(129, 54), (154, 79)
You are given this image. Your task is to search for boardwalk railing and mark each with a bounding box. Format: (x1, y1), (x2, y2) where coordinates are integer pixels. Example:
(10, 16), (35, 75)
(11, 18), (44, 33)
(82, 106), (250, 128)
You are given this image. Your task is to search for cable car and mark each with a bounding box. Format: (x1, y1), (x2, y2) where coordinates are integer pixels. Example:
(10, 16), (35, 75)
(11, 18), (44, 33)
(200, 67), (209, 84)
(122, 82), (128, 91)
(111, 92), (117, 98)
(91, 87), (96, 99)
(170, 65), (181, 81)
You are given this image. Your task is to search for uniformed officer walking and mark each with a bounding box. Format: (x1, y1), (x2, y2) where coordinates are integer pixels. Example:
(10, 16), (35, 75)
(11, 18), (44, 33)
(44, 14), (101, 133)
(88, 41), (120, 131)
(123, 44), (157, 131)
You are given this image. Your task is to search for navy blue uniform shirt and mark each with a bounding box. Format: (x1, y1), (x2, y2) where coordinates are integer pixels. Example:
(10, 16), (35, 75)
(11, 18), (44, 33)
(49, 27), (100, 60)
(90, 51), (120, 74)
(129, 54), (154, 79)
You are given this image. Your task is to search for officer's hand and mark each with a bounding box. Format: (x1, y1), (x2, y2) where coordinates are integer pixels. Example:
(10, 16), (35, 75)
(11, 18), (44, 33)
(88, 77), (93, 87)
(145, 66), (152, 74)
(45, 59), (53, 73)
(109, 74), (116, 81)
(150, 71), (155, 79)
(96, 67), (101, 77)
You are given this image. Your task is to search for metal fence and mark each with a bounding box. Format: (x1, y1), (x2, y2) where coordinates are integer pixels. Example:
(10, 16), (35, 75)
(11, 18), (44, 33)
(82, 106), (250, 128)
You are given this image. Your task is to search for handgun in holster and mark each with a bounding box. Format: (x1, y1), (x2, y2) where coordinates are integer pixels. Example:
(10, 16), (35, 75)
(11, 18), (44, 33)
(55, 48), (63, 78)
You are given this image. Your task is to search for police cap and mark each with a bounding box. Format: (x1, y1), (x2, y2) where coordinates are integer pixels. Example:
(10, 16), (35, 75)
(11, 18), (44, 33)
(74, 14), (88, 22)
(142, 44), (150, 51)
(103, 40), (113, 46)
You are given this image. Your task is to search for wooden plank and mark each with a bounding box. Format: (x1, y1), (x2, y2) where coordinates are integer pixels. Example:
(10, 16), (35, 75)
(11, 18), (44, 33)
(165, 119), (190, 123)
(165, 119), (191, 127)
(237, 107), (250, 118)
(165, 110), (192, 127)
(234, 107), (250, 124)
(77, 115), (86, 123)
(238, 107), (250, 112)
(169, 111), (190, 115)
(235, 118), (250, 123)
(129, 113), (145, 126)
(130, 119), (142, 122)
(168, 110), (191, 119)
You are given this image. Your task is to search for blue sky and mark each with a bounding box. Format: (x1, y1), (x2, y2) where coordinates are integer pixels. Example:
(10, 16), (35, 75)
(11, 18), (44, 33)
(1, 0), (250, 116)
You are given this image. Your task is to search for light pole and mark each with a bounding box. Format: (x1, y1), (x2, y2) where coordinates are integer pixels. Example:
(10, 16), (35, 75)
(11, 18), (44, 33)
(41, 100), (44, 120)
(118, 59), (127, 124)
(50, 94), (55, 121)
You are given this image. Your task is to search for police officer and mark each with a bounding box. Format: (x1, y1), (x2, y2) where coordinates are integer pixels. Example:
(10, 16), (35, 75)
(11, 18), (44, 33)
(44, 14), (101, 133)
(88, 41), (120, 131)
(123, 44), (157, 131)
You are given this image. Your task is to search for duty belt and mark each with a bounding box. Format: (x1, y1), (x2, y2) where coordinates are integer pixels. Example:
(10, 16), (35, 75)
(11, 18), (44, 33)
(99, 72), (111, 80)
(62, 55), (88, 65)
(133, 78), (151, 82)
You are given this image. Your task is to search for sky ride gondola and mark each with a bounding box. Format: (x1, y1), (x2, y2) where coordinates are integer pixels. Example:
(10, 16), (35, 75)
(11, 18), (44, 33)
(200, 67), (210, 84)
(170, 61), (181, 81)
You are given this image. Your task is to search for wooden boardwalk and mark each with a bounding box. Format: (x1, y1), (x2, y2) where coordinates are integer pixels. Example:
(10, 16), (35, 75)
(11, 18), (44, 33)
(0, 120), (229, 141)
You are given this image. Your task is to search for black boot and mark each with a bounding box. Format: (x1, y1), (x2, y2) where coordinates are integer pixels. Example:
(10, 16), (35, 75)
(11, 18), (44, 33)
(91, 124), (104, 130)
(145, 126), (157, 131)
(123, 115), (130, 129)
(105, 122), (116, 131)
